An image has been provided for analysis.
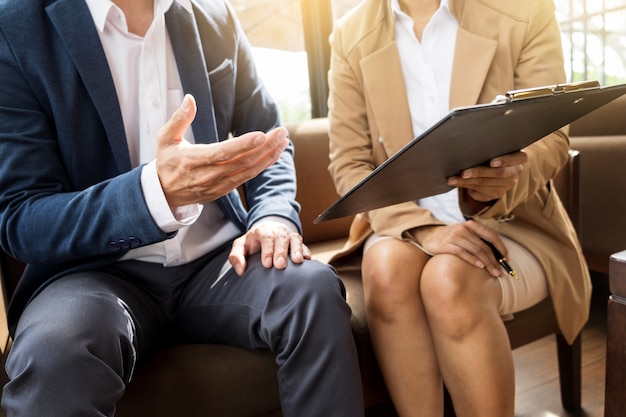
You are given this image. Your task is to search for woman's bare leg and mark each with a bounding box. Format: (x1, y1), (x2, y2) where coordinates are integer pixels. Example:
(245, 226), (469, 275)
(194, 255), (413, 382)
(362, 239), (443, 417)
(420, 253), (514, 417)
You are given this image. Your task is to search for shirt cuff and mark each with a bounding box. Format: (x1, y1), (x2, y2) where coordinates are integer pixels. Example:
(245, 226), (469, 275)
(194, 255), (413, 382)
(141, 160), (202, 233)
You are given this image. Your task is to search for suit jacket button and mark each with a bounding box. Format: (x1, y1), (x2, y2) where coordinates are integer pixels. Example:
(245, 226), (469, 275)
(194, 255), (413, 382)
(109, 241), (120, 250)
(118, 239), (130, 250)
(128, 237), (141, 248)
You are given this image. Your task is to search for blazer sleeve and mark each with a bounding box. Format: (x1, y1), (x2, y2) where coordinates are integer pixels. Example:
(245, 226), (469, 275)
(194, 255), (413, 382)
(472, 0), (570, 219)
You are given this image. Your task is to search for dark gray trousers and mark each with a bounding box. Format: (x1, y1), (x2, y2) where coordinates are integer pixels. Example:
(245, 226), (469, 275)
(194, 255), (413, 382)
(2, 246), (364, 417)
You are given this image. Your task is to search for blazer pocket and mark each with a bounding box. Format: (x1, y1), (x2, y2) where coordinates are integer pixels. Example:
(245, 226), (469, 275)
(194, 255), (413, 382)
(540, 182), (556, 220)
(208, 59), (233, 84)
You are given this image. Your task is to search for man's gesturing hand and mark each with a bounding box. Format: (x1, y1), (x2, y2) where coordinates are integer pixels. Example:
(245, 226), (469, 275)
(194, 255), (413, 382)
(156, 94), (289, 208)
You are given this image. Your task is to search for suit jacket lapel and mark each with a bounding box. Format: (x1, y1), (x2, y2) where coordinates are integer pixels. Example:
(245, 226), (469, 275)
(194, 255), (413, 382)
(46, 0), (132, 171)
(165, 2), (236, 218)
(165, 2), (219, 144)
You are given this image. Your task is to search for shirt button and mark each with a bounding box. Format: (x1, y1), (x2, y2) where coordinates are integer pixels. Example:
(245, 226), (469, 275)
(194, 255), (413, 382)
(152, 99), (159, 107)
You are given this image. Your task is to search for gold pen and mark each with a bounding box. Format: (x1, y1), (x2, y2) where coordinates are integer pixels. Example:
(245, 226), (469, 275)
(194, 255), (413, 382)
(481, 238), (518, 279)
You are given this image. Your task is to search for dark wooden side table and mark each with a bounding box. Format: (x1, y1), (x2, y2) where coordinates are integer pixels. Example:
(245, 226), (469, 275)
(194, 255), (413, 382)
(605, 250), (626, 417)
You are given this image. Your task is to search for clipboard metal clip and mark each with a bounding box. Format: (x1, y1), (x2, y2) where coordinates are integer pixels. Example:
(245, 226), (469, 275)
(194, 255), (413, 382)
(503, 80), (601, 103)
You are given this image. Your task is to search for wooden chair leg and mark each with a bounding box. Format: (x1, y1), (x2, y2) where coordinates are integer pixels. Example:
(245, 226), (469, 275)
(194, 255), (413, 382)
(556, 333), (582, 409)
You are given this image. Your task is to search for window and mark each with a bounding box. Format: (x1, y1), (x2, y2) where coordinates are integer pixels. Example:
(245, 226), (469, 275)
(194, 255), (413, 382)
(557, 1), (626, 85)
(330, 0), (360, 20)
(230, 0), (312, 123)
(232, 0), (626, 123)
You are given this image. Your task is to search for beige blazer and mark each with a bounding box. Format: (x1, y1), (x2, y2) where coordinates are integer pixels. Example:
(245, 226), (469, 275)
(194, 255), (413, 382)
(327, 0), (591, 344)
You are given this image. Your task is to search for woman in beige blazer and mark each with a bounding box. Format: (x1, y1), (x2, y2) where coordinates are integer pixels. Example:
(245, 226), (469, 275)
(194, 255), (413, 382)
(327, 0), (592, 415)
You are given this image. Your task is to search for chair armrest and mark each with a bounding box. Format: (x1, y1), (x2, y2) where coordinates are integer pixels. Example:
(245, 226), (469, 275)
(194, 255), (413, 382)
(553, 149), (581, 236)
(610, 250), (626, 300)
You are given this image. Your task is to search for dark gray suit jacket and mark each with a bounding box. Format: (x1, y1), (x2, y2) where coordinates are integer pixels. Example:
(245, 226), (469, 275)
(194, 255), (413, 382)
(0, 0), (301, 335)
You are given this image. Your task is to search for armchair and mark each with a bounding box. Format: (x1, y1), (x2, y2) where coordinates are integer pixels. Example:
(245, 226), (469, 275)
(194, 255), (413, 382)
(0, 119), (583, 416)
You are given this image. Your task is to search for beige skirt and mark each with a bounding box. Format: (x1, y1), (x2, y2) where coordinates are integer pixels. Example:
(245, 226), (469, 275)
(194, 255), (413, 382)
(363, 233), (549, 316)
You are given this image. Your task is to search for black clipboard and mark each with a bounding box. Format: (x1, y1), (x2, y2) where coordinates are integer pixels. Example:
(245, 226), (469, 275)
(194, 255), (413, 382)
(315, 81), (626, 223)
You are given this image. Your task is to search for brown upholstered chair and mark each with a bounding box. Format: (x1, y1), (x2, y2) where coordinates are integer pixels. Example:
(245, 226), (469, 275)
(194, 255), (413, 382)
(0, 118), (582, 417)
(438, 148), (583, 416)
(502, 149), (582, 410)
(568, 95), (626, 274)
(0, 247), (284, 417)
(288, 119), (584, 416)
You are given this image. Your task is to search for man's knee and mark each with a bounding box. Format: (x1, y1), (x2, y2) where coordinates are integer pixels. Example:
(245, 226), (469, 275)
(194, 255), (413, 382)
(273, 259), (345, 303)
(3, 295), (131, 417)
(8, 280), (137, 383)
(264, 260), (351, 338)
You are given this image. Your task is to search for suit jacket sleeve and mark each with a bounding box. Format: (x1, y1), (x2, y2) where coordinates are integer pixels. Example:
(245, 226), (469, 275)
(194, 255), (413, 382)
(193, 0), (301, 233)
(0, 12), (167, 265)
(0, 0), (301, 269)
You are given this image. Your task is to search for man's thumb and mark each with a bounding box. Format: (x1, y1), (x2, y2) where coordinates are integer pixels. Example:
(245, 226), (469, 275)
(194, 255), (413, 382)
(159, 94), (197, 146)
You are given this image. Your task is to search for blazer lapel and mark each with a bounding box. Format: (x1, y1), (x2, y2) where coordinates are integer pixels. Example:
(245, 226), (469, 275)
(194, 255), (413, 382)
(359, 0), (496, 158)
(449, 29), (497, 109)
(165, 2), (219, 144)
(46, 0), (132, 171)
(361, 43), (414, 158)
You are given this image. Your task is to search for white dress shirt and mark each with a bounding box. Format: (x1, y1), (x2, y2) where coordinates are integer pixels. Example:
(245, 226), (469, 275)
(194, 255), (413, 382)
(85, 0), (242, 265)
(392, 0), (465, 224)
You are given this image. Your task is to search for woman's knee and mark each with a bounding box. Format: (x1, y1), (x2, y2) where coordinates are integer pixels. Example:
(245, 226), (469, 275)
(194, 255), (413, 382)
(420, 255), (498, 336)
(362, 240), (427, 320)
(420, 255), (470, 304)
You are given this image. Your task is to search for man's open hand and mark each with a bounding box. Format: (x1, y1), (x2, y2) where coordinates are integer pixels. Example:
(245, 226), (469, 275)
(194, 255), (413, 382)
(156, 94), (289, 208)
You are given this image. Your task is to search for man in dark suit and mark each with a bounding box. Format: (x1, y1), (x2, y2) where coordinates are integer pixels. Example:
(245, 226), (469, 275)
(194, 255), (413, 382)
(0, 0), (364, 415)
